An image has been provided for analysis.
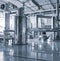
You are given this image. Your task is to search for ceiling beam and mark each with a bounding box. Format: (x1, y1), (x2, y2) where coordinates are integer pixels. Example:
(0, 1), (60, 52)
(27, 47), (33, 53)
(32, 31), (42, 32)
(32, 0), (41, 9)
(49, 0), (56, 9)
(32, 0), (45, 10)
(17, 0), (35, 12)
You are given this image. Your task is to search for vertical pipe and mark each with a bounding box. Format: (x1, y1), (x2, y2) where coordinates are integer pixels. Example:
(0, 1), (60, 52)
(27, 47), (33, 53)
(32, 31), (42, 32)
(36, 15), (38, 28)
(15, 16), (17, 35)
(56, 0), (59, 31)
(56, 0), (59, 20)
(53, 17), (55, 41)
(56, 0), (59, 29)
(53, 1), (59, 61)
(36, 15), (38, 37)
(25, 17), (27, 44)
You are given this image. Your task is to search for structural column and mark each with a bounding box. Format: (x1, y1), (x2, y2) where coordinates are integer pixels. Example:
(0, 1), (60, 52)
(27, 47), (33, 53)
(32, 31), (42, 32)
(5, 3), (10, 30)
(4, 3), (10, 45)
(22, 16), (27, 44)
(17, 8), (23, 44)
(17, 7), (27, 44)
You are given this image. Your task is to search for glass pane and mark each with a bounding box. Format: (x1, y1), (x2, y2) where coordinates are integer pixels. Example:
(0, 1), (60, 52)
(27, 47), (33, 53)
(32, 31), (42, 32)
(0, 12), (5, 35)
(10, 15), (15, 30)
(27, 15), (36, 28)
(38, 17), (53, 29)
(30, 16), (36, 28)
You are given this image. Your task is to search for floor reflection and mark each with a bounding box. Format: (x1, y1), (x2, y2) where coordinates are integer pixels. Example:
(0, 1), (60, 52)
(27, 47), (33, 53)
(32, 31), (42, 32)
(0, 41), (60, 61)
(0, 52), (4, 61)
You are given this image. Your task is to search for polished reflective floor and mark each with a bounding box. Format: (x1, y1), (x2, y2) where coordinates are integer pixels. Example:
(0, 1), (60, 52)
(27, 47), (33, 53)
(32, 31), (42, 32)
(0, 41), (60, 61)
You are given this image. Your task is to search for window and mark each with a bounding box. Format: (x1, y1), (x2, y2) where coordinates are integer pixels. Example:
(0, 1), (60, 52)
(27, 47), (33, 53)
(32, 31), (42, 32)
(30, 16), (36, 28)
(38, 16), (53, 29)
(10, 14), (15, 30)
(0, 12), (5, 35)
(27, 15), (36, 28)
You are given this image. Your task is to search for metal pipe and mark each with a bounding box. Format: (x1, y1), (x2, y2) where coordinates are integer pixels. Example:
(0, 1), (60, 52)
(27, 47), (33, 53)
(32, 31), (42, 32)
(56, 0), (59, 20)
(56, 0), (59, 38)
(24, 8), (56, 15)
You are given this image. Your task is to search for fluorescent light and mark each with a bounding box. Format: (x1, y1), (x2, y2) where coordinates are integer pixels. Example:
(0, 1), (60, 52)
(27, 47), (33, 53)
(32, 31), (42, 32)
(19, 0), (28, 2)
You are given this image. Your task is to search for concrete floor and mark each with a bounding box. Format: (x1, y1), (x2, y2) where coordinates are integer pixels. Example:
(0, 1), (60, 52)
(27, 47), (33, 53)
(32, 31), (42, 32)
(0, 41), (60, 61)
